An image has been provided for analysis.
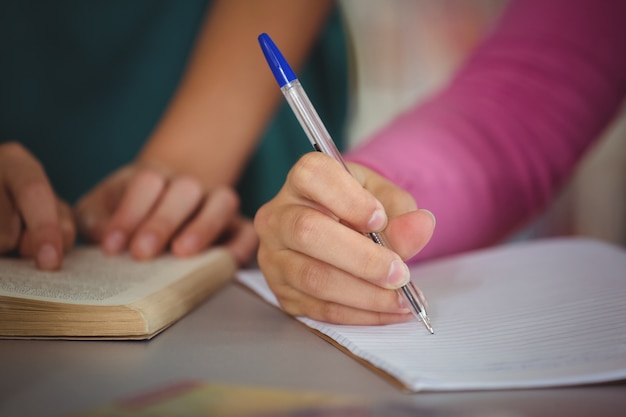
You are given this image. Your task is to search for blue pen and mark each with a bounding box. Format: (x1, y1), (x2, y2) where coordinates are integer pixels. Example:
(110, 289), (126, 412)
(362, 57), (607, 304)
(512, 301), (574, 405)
(258, 33), (434, 334)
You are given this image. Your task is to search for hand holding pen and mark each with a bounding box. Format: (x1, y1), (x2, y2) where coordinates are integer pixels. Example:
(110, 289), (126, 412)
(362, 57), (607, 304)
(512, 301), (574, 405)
(255, 34), (436, 330)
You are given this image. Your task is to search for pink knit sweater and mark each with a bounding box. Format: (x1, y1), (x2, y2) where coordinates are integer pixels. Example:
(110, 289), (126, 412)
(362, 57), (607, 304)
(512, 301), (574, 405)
(346, 0), (626, 262)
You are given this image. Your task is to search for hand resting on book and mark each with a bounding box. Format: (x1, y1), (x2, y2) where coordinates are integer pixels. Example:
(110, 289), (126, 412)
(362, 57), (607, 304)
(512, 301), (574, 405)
(74, 161), (258, 265)
(0, 142), (76, 270)
(0, 142), (258, 271)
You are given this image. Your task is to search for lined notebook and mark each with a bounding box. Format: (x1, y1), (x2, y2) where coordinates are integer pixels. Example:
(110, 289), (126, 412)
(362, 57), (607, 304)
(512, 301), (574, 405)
(237, 238), (626, 392)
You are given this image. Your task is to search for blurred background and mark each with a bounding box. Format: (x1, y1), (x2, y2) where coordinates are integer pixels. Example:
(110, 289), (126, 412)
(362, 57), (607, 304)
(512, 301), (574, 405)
(338, 0), (626, 248)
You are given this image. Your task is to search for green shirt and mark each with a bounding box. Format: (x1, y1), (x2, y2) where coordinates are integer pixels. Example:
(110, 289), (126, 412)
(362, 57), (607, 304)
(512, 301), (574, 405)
(0, 0), (347, 217)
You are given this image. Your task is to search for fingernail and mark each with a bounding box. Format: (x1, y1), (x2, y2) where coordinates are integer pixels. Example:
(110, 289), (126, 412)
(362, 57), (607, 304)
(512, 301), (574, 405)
(367, 204), (387, 231)
(103, 230), (125, 254)
(387, 260), (410, 288)
(37, 244), (59, 270)
(420, 209), (436, 227)
(134, 233), (158, 258)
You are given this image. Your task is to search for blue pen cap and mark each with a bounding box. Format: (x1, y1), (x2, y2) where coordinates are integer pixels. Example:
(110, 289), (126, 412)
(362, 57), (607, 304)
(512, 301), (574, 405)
(258, 33), (297, 88)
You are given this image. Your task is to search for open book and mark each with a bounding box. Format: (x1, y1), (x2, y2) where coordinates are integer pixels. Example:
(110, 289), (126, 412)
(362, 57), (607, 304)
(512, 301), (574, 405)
(0, 246), (236, 340)
(237, 238), (626, 392)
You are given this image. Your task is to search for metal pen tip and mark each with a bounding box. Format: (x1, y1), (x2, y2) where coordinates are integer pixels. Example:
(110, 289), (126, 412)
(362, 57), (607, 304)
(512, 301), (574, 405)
(401, 282), (435, 334)
(419, 312), (435, 334)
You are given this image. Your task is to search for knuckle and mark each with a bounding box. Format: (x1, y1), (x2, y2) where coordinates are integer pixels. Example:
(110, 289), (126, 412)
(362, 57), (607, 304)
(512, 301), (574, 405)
(319, 302), (346, 324)
(288, 210), (319, 248)
(134, 169), (166, 190)
(356, 244), (379, 278)
(289, 153), (326, 191)
(171, 176), (203, 199)
(372, 312), (390, 326)
(367, 288), (395, 313)
(355, 245), (394, 286)
(346, 198), (377, 226)
(296, 261), (327, 296)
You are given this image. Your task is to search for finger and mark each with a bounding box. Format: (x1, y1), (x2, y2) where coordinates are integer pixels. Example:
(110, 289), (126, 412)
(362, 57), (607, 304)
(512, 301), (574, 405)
(261, 248), (410, 315)
(101, 170), (166, 254)
(74, 168), (130, 243)
(219, 216), (259, 266)
(17, 218), (63, 270)
(20, 200), (76, 256)
(348, 163), (417, 217)
(0, 193), (21, 254)
(342, 164), (427, 256)
(170, 186), (239, 257)
(129, 176), (203, 260)
(0, 143), (63, 269)
(264, 269), (412, 325)
(384, 210), (436, 260)
(259, 246), (411, 325)
(284, 293), (413, 326)
(288, 153), (388, 233)
(275, 204), (410, 290)
(58, 201), (77, 251)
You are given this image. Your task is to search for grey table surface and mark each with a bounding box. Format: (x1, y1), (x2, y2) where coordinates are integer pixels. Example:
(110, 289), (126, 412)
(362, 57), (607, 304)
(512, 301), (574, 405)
(1, 281), (624, 417)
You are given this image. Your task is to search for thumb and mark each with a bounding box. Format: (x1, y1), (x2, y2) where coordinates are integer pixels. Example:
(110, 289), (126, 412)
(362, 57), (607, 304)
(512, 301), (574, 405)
(74, 171), (129, 243)
(384, 209), (436, 261)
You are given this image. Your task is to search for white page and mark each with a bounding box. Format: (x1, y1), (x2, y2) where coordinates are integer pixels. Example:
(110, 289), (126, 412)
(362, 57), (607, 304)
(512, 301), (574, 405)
(237, 238), (626, 392)
(0, 247), (227, 306)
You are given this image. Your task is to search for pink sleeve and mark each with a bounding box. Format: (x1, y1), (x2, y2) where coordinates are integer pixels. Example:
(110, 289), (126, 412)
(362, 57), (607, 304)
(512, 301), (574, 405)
(346, 0), (626, 262)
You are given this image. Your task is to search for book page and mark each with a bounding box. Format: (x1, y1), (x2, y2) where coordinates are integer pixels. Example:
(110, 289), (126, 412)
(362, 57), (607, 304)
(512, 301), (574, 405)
(0, 247), (229, 306)
(237, 238), (626, 392)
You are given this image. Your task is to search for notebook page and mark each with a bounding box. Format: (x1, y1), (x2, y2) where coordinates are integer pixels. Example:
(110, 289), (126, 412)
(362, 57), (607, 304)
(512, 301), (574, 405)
(237, 238), (626, 392)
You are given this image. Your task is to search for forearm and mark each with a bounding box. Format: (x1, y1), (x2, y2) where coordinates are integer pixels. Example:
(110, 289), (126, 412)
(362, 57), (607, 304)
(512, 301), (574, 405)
(138, 0), (333, 188)
(346, 0), (626, 261)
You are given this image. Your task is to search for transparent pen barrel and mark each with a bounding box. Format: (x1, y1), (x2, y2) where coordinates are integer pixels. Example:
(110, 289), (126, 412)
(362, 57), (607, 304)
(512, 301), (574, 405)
(281, 81), (349, 171)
